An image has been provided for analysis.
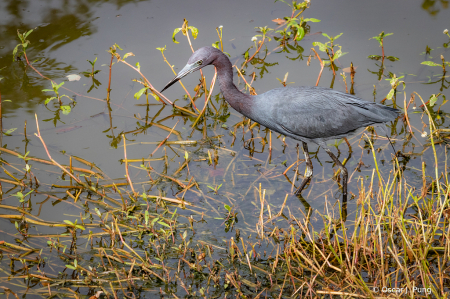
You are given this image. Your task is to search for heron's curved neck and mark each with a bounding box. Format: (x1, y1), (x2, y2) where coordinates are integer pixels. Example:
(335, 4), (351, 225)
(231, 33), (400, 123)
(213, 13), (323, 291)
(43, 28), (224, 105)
(212, 53), (253, 116)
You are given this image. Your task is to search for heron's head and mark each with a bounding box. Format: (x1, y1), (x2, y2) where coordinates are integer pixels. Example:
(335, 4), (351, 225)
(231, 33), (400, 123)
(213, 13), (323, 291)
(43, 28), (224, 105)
(161, 46), (219, 92)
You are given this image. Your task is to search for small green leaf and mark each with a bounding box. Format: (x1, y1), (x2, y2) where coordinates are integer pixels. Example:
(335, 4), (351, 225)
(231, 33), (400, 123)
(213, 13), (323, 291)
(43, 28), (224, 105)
(386, 56), (399, 62)
(224, 204), (231, 212)
(274, 0), (291, 7)
(429, 94), (438, 106)
(368, 55), (382, 60)
(172, 28), (182, 44)
(24, 29), (34, 39)
(386, 89), (395, 100)
(12, 44), (21, 60)
(312, 41), (327, 52)
(66, 265), (76, 270)
(189, 26), (199, 39)
(372, 36), (382, 44)
(332, 49), (348, 60)
(322, 33), (331, 40)
(303, 18), (320, 22)
(24, 190), (33, 197)
(45, 97), (55, 105)
(333, 33), (343, 40)
(123, 52), (134, 59)
(184, 151), (189, 160)
(150, 92), (160, 102)
(14, 192), (24, 202)
(4, 128), (17, 135)
(158, 221), (170, 228)
(134, 87), (148, 100)
(61, 105), (71, 115)
(156, 46), (166, 54)
(135, 62), (140, 71)
(421, 61), (441, 67)
(63, 220), (74, 226)
(151, 217), (159, 226)
(296, 27), (305, 41)
(145, 210), (149, 225)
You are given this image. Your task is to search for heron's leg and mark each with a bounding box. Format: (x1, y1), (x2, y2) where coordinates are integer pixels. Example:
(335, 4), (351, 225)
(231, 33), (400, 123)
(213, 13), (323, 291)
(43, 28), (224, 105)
(324, 148), (348, 202)
(294, 142), (313, 196)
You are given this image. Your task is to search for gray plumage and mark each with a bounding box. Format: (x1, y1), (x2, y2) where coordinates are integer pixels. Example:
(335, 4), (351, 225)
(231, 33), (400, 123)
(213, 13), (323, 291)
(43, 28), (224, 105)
(252, 86), (399, 145)
(161, 46), (400, 200)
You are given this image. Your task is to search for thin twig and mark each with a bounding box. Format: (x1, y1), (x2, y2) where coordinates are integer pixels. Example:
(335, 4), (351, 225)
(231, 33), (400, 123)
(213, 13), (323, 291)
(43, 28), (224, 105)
(122, 134), (135, 195)
(151, 120), (180, 156)
(117, 59), (173, 106)
(191, 68), (218, 127)
(107, 51), (113, 102)
(244, 36), (266, 67)
(34, 114), (118, 205)
(160, 51), (197, 111)
(310, 48), (324, 86)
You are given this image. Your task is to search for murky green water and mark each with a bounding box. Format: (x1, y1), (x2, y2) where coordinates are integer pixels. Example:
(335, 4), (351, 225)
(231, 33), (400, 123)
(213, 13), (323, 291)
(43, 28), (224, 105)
(0, 0), (449, 297)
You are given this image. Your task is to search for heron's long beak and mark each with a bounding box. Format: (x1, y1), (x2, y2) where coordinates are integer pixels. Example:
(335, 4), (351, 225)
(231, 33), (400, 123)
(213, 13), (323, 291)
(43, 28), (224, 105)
(160, 63), (199, 93)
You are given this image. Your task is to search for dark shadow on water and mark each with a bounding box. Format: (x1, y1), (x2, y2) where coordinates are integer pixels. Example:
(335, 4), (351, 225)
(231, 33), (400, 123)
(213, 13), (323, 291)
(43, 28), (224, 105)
(295, 190), (347, 223)
(421, 0), (449, 16)
(295, 192), (312, 212)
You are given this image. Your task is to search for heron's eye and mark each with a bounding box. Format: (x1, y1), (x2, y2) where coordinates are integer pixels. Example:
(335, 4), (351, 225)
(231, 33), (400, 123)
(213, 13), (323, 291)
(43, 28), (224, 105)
(198, 60), (203, 65)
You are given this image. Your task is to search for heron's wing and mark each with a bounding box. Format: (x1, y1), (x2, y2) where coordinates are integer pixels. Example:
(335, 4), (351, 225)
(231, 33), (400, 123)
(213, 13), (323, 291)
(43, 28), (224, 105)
(253, 87), (397, 140)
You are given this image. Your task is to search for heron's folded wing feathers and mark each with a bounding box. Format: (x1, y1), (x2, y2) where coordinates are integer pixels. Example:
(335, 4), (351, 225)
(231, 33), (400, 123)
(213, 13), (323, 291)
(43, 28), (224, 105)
(253, 87), (398, 140)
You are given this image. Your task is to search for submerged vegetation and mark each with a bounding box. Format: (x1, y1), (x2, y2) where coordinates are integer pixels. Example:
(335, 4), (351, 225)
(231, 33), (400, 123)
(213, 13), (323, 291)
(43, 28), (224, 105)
(1, 1), (450, 298)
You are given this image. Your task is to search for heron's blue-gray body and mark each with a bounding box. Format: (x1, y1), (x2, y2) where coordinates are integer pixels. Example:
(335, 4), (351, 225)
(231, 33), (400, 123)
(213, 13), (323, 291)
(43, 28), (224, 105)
(161, 46), (400, 200)
(250, 87), (398, 146)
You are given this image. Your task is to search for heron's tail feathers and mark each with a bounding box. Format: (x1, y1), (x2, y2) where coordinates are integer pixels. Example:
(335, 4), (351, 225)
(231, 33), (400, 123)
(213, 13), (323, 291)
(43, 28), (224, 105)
(369, 104), (401, 122)
(381, 105), (401, 115)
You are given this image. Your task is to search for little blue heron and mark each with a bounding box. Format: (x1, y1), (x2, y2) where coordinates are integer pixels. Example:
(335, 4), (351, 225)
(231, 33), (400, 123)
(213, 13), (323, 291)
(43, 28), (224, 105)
(161, 46), (400, 201)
